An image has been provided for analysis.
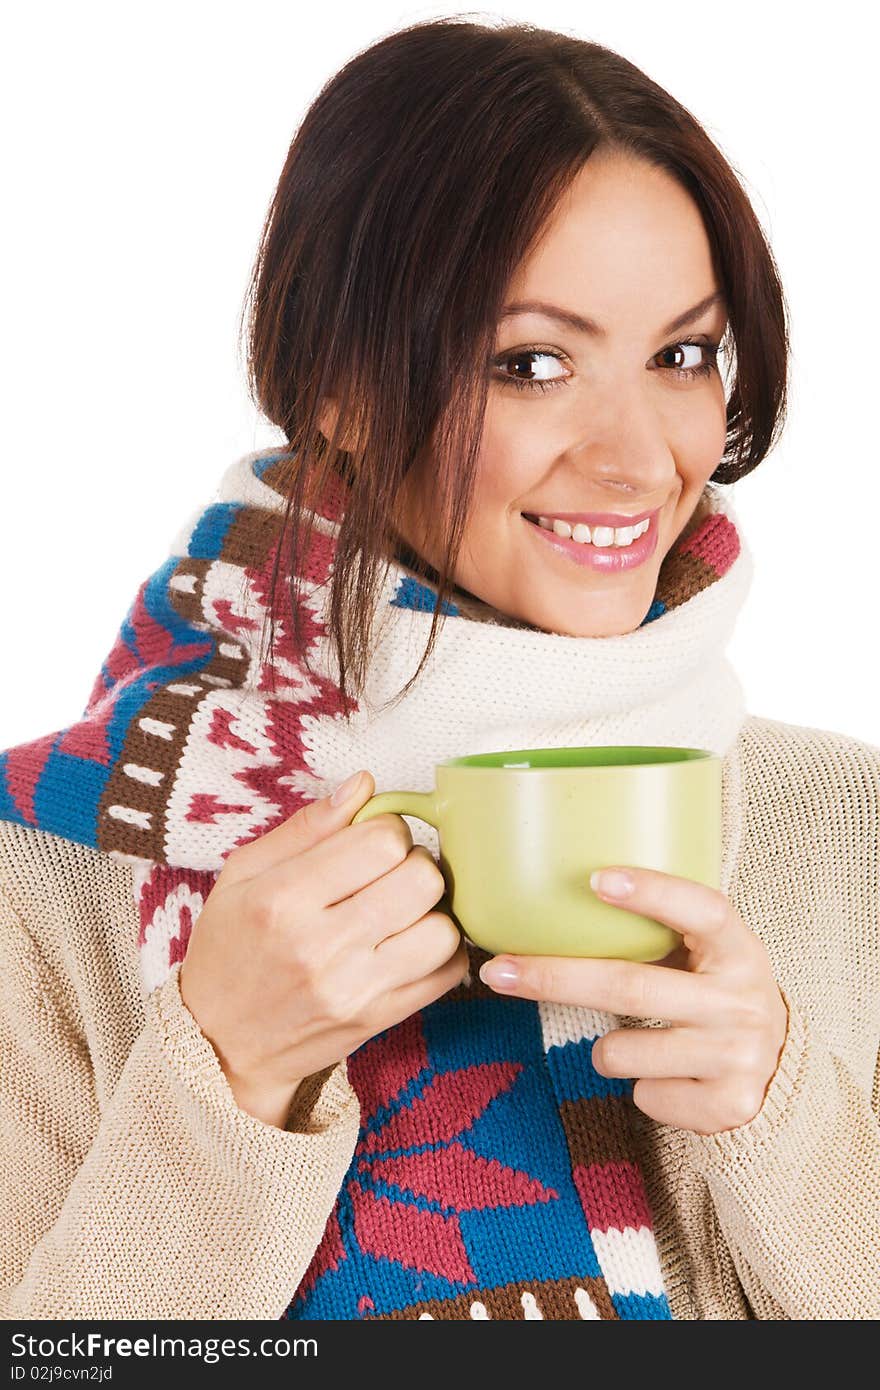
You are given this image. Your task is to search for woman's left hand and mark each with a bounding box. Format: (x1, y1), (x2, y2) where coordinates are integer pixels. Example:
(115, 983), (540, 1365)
(478, 866), (789, 1136)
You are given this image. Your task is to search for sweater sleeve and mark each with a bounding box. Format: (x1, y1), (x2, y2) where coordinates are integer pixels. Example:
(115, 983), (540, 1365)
(0, 884), (362, 1319)
(685, 986), (880, 1319)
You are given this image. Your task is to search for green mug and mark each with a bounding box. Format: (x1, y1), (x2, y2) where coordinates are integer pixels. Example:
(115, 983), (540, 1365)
(350, 745), (721, 961)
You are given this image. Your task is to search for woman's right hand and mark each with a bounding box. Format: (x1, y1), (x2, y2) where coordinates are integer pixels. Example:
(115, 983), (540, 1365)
(178, 771), (468, 1126)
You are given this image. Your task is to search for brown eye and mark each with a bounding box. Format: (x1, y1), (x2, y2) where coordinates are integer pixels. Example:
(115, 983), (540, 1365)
(492, 348), (571, 393)
(654, 339), (721, 382)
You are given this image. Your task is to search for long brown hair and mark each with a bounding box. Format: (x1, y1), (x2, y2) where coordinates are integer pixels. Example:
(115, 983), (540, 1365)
(242, 16), (790, 717)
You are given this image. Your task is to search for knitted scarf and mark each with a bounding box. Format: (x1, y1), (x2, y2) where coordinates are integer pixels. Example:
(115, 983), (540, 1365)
(0, 447), (753, 1320)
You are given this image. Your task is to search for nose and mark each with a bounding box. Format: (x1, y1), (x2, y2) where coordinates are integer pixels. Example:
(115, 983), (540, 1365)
(567, 392), (677, 500)
(570, 449), (675, 506)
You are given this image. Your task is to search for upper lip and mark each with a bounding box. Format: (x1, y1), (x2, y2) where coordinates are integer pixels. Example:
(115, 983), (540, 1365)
(522, 506), (659, 527)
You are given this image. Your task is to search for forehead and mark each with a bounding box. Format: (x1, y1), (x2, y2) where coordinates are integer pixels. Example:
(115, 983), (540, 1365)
(506, 153), (718, 321)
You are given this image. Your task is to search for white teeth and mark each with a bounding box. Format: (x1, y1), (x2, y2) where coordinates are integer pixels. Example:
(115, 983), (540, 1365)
(537, 515), (650, 546)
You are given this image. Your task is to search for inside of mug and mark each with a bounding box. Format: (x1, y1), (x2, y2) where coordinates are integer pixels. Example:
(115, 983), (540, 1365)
(441, 745), (712, 769)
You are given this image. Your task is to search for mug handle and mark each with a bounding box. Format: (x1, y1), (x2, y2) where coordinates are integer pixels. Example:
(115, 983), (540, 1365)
(350, 790), (439, 829)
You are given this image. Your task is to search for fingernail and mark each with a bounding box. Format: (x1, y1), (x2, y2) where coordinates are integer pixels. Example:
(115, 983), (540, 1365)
(330, 771), (363, 806)
(479, 958), (520, 990)
(591, 868), (635, 898)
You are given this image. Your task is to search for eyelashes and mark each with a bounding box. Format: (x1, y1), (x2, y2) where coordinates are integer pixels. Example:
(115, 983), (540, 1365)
(491, 338), (722, 394)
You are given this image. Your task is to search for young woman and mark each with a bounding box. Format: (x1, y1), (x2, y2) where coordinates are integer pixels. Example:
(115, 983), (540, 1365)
(1, 17), (877, 1321)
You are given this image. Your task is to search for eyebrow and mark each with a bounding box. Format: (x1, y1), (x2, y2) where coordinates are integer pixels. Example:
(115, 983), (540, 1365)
(499, 289), (726, 340)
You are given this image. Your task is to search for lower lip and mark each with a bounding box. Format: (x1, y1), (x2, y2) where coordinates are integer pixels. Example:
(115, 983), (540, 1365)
(522, 512), (660, 571)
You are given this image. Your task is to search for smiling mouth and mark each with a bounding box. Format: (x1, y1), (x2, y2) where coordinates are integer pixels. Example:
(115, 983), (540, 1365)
(520, 509), (660, 572)
(520, 511), (656, 541)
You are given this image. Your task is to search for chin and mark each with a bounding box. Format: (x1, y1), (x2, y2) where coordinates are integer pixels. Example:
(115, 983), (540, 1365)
(532, 603), (647, 639)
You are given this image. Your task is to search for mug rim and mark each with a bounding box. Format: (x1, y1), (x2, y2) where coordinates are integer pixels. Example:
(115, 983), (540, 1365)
(438, 744), (716, 770)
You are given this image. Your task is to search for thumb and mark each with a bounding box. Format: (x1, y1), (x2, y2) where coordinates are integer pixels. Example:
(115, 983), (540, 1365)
(218, 770), (375, 884)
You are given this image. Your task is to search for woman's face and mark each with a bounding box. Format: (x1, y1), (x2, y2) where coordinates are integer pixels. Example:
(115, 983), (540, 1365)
(392, 150), (730, 637)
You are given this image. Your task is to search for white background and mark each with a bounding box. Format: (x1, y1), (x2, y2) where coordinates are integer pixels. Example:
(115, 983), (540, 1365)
(1, 1), (876, 749)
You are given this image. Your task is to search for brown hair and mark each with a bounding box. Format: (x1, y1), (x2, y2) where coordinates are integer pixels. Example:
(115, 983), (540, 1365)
(242, 15), (790, 717)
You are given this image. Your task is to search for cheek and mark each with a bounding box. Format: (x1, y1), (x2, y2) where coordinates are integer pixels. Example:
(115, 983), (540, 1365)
(476, 407), (556, 505)
(673, 385), (728, 480)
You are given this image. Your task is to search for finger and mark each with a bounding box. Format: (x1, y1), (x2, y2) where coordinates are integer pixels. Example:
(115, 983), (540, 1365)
(592, 1026), (727, 1080)
(479, 953), (724, 1025)
(384, 936), (470, 1015)
(219, 770), (376, 884)
(241, 810), (414, 922)
(374, 911), (462, 989)
(631, 1077), (766, 1135)
(591, 865), (743, 966)
(334, 845), (447, 946)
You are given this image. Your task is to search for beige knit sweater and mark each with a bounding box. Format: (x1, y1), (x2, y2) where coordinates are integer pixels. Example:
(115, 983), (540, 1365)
(1, 712), (878, 1321)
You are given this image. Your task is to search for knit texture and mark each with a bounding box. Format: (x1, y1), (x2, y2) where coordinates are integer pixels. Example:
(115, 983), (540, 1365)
(1, 454), (878, 1320)
(0, 447), (768, 1320)
(3, 715), (879, 1319)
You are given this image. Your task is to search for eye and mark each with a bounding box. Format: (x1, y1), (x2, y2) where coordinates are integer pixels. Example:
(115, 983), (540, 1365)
(491, 347), (571, 394)
(652, 338), (721, 382)
(491, 336), (723, 395)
